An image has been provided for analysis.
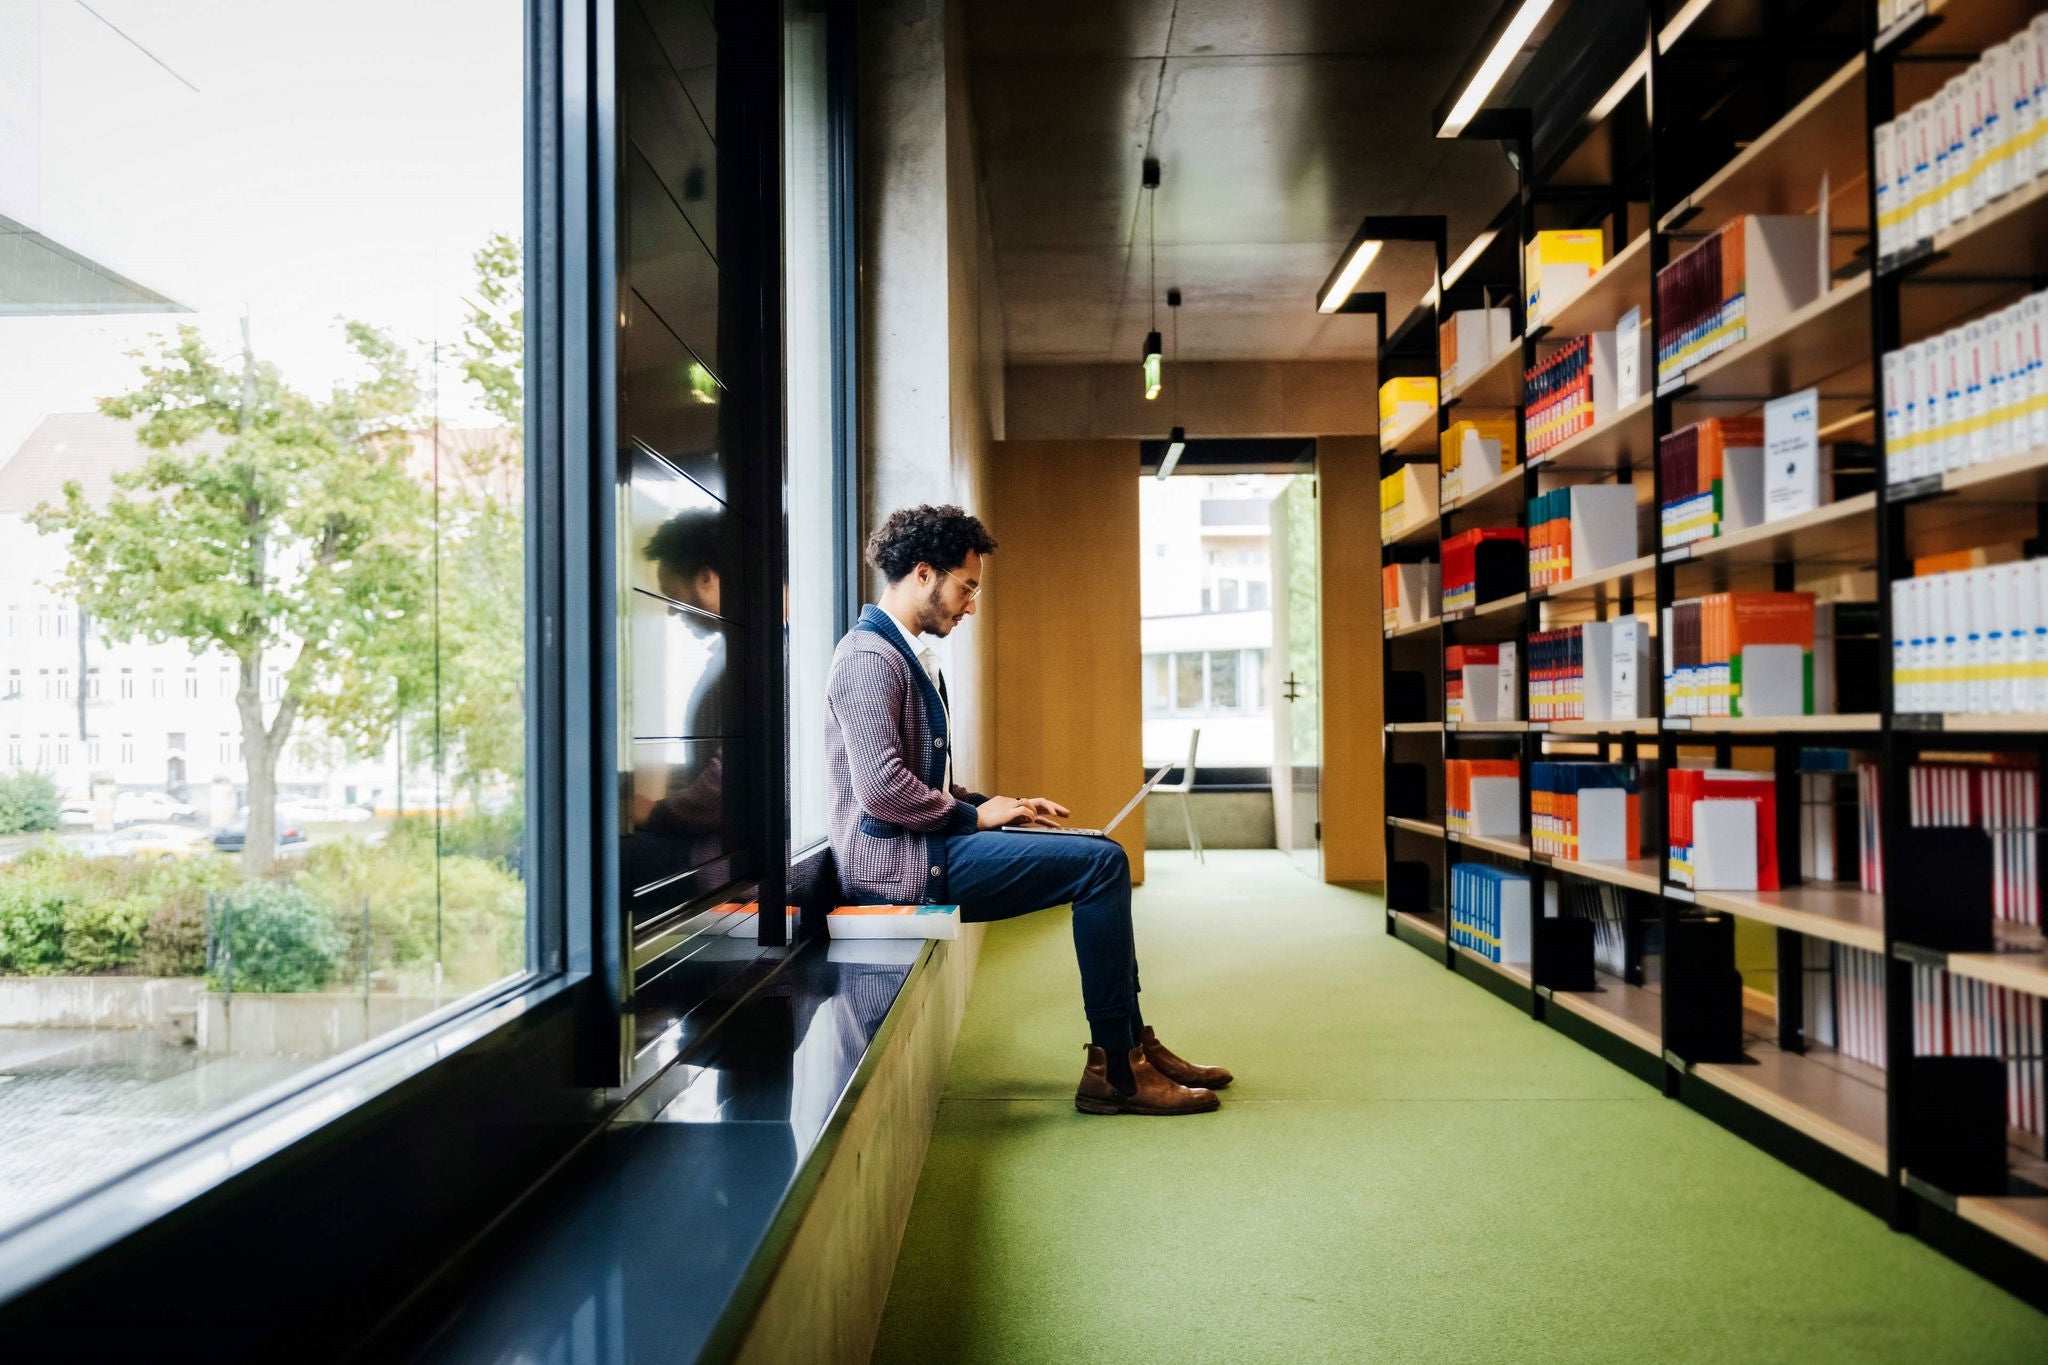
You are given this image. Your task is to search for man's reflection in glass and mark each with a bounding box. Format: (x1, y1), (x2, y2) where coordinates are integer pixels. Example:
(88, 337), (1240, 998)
(624, 509), (731, 892)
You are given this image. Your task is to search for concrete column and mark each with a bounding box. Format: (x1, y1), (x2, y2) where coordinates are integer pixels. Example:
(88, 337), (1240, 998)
(857, 0), (1002, 792)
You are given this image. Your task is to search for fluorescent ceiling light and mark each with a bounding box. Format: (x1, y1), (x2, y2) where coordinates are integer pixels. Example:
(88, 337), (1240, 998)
(1438, 0), (1557, 137)
(1157, 426), (1187, 480)
(1588, 52), (1647, 126)
(1441, 231), (1499, 292)
(1317, 239), (1383, 314)
(1658, 0), (1714, 53)
(1143, 330), (1163, 400)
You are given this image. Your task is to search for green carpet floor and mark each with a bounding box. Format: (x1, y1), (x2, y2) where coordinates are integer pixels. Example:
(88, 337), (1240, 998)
(872, 850), (2048, 1364)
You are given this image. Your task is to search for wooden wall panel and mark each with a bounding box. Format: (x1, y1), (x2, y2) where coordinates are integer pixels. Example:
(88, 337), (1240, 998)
(1318, 436), (1385, 885)
(987, 440), (1146, 883)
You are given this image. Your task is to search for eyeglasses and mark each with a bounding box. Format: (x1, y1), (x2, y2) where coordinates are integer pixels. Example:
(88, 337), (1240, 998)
(943, 568), (984, 602)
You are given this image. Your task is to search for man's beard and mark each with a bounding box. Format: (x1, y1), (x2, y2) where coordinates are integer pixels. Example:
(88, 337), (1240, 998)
(919, 580), (953, 635)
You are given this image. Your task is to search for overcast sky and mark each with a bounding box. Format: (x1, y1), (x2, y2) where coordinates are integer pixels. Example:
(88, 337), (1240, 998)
(1, 0), (523, 457)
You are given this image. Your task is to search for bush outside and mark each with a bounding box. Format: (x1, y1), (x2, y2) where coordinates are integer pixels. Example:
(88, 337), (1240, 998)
(0, 826), (524, 992)
(0, 770), (60, 836)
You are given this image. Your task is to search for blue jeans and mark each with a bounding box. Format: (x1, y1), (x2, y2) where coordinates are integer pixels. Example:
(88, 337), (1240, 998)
(939, 831), (1139, 1029)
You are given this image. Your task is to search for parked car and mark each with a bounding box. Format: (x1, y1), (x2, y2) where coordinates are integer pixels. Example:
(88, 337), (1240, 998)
(57, 802), (95, 828)
(211, 816), (309, 853)
(99, 824), (210, 863)
(274, 797), (375, 825)
(113, 791), (200, 827)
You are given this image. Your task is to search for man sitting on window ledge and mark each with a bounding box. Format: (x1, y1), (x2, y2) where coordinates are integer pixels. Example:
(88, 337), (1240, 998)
(825, 504), (1231, 1117)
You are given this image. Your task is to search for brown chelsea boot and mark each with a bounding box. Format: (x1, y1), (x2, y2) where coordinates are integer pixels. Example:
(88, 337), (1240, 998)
(1074, 1044), (1219, 1116)
(1139, 1024), (1234, 1089)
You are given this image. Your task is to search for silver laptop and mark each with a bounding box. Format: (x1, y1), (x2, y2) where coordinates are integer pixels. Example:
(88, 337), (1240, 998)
(1000, 763), (1175, 839)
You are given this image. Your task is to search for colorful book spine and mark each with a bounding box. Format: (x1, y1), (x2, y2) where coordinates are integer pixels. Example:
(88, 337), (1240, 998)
(1661, 592), (1815, 717)
(1450, 862), (1533, 964)
(1441, 526), (1526, 612)
(1445, 757), (1520, 835)
(1531, 761), (1641, 860)
(1654, 217), (1747, 381)
(1666, 767), (1780, 889)
(1523, 335), (1594, 458)
(1658, 417), (1765, 549)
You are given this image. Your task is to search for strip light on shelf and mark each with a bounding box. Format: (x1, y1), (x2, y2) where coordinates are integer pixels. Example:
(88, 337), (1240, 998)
(1317, 238), (1382, 314)
(1426, 230), (1501, 307)
(1438, 0), (1556, 138)
(1158, 426), (1187, 479)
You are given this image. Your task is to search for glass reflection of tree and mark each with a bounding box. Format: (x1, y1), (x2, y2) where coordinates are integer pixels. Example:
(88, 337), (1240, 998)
(629, 509), (730, 877)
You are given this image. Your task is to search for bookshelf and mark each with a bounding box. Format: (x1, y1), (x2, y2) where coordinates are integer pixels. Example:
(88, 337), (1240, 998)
(1373, 0), (2048, 1307)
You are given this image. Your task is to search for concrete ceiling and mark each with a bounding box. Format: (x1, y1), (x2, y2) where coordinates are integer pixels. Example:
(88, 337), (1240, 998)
(964, 0), (1522, 366)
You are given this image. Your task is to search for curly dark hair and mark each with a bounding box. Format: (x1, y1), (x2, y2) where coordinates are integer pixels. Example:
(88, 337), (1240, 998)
(865, 504), (997, 582)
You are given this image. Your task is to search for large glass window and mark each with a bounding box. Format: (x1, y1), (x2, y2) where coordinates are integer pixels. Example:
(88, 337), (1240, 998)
(0, 1), (526, 1238)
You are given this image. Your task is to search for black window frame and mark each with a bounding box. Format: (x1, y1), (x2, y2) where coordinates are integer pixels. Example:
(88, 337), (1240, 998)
(0, 0), (858, 1349)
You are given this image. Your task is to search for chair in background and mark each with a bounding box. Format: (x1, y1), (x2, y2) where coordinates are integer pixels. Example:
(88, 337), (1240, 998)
(1154, 727), (1202, 862)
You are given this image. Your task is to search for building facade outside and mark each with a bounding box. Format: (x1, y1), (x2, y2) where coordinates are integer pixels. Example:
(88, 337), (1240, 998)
(1138, 473), (1290, 770)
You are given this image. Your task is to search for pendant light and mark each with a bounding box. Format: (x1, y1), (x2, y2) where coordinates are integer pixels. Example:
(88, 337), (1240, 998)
(1157, 288), (1185, 479)
(1142, 158), (1162, 399)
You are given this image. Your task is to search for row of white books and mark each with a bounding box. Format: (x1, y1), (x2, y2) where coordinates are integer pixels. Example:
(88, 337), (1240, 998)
(1891, 557), (2048, 714)
(1874, 14), (2048, 258)
(1881, 288), (2048, 484)
(1913, 964), (2048, 1139)
(1804, 941), (1889, 1070)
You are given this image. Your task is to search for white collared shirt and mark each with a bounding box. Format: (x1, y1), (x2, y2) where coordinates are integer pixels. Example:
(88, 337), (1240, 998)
(879, 605), (952, 791)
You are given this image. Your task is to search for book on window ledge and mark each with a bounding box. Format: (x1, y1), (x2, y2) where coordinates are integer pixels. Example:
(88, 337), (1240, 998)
(828, 904), (962, 940)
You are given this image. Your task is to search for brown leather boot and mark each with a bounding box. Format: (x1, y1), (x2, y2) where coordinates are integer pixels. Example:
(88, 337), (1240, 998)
(1140, 1025), (1234, 1089)
(1074, 1044), (1219, 1116)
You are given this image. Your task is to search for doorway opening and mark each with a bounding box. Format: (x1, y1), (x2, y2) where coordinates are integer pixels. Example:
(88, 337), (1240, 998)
(1137, 439), (1319, 874)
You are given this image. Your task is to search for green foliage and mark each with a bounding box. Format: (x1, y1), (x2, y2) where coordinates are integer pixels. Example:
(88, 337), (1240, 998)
(0, 848), (232, 977)
(460, 232), (524, 430)
(140, 859), (235, 977)
(0, 874), (67, 975)
(210, 882), (347, 993)
(0, 770), (60, 835)
(292, 830), (524, 994)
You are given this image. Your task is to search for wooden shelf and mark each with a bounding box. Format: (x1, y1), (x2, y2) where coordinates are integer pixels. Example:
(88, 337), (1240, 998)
(1955, 1195), (2048, 1264)
(1445, 459), (1526, 516)
(1659, 54), (1869, 238)
(1392, 908), (1447, 944)
(1385, 617), (1442, 640)
(1441, 591), (1527, 623)
(1448, 720), (1529, 734)
(1536, 553), (1657, 605)
(1663, 492), (1877, 570)
(1909, 444), (2048, 509)
(1534, 233), (1651, 339)
(1666, 276), (1873, 415)
(1689, 882), (1885, 953)
(1529, 393), (1656, 472)
(1544, 717), (1659, 736)
(1694, 1029), (1888, 1174)
(1454, 941), (1533, 987)
(1385, 721), (1443, 734)
(1381, 507), (1439, 548)
(1666, 714), (1882, 734)
(1387, 816), (1446, 840)
(1920, 713), (2048, 734)
(1550, 974), (1662, 1055)
(1381, 408), (1438, 457)
(1550, 856), (1663, 896)
(1895, 178), (2048, 341)
(1443, 341), (1522, 411)
(1944, 940), (2048, 1000)
(1451, 832), (1530, 862)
